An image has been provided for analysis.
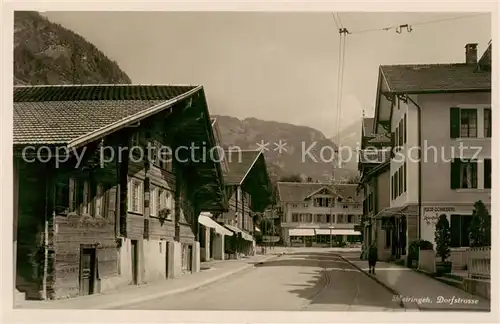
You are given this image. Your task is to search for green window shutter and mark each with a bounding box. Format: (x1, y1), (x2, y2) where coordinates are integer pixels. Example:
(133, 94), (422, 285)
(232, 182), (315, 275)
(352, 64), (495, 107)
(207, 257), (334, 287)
(450, 158), (460, 189)
(484, 158), (492, 189)
(450, 107), (460, 138)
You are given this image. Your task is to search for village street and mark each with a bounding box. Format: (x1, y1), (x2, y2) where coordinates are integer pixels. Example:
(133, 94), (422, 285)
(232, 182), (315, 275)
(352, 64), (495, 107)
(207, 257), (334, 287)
(117, 250), (403, 311)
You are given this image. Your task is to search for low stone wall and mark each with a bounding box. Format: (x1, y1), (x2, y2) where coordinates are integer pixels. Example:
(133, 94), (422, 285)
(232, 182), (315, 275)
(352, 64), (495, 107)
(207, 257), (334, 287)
(463, 278), (490, 300)
(418, 249), (436, 274)
(450, 248), (469, 270)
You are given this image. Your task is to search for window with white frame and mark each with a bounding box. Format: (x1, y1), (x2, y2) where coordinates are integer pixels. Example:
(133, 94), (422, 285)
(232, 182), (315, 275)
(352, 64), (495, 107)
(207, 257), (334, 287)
(450, 108), (478, 138)
(128, 178), (144, 213)
(347, 215), (355, 224)
(451, 159), (478, 189)
(302, 213), (312, 223)
(165, 190), (173, 220)
(158, 145), (173, 172)
(315, 214), (326, 223)
(150, 186), (157, 216)
(291, 213), (300, 222)
(82, 180), (90, 215)
(337, 214), (345, 223)
(95, 184), (104, 217)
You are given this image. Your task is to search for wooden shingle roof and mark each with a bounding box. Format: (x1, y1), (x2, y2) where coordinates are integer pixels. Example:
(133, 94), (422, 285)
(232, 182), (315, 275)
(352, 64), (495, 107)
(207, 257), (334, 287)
(277, 182), (362, 203)
(223, 150), (261, 185)
(13, 84), (199, 146)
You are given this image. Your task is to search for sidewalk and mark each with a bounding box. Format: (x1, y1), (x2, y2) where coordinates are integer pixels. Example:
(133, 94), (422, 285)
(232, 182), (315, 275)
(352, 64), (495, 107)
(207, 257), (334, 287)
(340, 254), (491, 312)
(17, 254), (276, 310)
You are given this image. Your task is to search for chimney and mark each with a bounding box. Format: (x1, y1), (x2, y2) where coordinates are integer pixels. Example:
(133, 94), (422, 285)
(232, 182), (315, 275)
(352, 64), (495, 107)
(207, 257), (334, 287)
(465, 43), (478, 64)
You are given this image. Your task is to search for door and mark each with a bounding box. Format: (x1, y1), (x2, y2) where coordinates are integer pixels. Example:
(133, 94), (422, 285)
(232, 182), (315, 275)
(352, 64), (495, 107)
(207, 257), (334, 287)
(187, 245), (193, 272)
(131, 240), (138, 285)
(165, 242), (170, 279)
(79, 248), (96, 296)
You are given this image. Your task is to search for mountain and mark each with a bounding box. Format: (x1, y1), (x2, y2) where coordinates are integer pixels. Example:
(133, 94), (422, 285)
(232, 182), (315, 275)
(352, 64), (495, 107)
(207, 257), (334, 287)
(329, 118), (363, 171)
(14, 11), (131, 85)
(213, 115), (358, 182)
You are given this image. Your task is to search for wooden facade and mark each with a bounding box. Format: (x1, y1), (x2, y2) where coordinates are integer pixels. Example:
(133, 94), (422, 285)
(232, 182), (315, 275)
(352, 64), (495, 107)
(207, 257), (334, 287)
(14, 85), (228, 300)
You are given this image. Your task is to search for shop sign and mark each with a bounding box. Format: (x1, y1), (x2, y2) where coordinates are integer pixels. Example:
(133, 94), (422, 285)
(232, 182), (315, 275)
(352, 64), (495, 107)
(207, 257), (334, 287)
(422, 207), (456, 225)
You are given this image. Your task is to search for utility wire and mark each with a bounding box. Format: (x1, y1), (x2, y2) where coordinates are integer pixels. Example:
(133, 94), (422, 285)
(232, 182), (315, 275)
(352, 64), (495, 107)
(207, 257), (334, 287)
(331, 12), (340, 30)
(336, 12), (344, 29)
(347, 13), (488, 35)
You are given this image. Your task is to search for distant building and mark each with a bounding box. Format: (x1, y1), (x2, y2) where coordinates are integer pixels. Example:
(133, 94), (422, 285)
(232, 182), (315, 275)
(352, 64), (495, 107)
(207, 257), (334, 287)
(277, 182), (363, 246)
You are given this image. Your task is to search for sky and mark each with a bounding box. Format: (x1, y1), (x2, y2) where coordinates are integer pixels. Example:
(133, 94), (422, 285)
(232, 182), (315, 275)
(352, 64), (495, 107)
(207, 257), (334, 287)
(41, 12), (491, 138)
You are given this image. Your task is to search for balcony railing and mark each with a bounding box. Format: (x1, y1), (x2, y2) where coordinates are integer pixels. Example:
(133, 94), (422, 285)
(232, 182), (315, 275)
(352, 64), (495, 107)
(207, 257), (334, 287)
(358, 148), (391, 164)
(468, 246), (491, 280)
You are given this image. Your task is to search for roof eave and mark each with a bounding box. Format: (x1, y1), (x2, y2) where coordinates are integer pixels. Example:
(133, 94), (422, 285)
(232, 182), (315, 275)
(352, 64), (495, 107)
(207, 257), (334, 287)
(236, 151), (262, 186)
(384, 87), (491, 96)
(66, 86), (202, 150)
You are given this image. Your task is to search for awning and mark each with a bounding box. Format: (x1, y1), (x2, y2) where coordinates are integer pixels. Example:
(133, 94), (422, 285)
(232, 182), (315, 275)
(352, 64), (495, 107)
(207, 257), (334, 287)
(198, 213), (233, 236)
(314, 228), (362, 236)
(289, 228), (315, 236)
(373, 205), (418, 220)
(225, 224), (254, 241)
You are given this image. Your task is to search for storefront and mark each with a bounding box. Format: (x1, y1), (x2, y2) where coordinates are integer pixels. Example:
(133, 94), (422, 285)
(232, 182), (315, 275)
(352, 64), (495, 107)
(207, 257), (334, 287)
(420, 203), (491, 248)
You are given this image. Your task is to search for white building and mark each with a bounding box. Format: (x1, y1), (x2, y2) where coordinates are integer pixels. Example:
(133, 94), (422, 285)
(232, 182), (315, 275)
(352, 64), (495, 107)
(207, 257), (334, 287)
(277, 182), (363, 246)
(371, 42), (492, 261)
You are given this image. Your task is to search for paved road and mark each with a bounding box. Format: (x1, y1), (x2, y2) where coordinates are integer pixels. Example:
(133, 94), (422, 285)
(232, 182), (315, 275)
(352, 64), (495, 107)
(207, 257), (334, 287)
(118, 251), (404, 311)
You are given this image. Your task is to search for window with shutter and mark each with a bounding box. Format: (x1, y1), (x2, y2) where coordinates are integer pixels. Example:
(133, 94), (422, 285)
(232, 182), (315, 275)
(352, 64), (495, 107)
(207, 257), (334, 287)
(460, 109), (478, 138)
(450, 107), (461, 138)
(484, 108), (492, 138)
(95, 184), (104, 217)
(403, 162), (407, 192)
(450, 159), (461, 189)
(484, 158), (492, 189)
(82, 181), (89, 215)
(107, 185), (116, 220)
(150, 186), (157, 216)
(54, 178), (69, 214)
(391, 175), (394, 200)
(399, 120), (403, 148)
(403, 114), (407, 144)
(459, 160), (478, 189)
(69, 178), (77, 212)
(395, 170), (399, 198)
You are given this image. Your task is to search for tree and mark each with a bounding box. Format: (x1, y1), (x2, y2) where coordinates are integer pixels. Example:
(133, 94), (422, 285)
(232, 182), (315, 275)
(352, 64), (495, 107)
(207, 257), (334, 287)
(469, 200), (491, 247)
(279, 174), (302, 182)
(260, 218), (275, 236)
(434, 214), (451, 262)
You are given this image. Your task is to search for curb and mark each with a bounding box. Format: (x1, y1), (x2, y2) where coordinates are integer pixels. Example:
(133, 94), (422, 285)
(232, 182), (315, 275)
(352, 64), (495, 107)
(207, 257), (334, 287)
(338, 255), (418, 311)
(100, 254), (278, 309)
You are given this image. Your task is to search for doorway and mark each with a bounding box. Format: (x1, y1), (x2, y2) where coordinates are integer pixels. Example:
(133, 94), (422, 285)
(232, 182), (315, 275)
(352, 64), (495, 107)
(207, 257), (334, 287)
(165, 241), (170, 279)
(131, 240), (138, 285)
(79, 247), (96, 296)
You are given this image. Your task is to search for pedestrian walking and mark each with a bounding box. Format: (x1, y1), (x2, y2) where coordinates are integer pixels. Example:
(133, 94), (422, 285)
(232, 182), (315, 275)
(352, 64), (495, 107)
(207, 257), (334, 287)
(368, 243), (378, 274)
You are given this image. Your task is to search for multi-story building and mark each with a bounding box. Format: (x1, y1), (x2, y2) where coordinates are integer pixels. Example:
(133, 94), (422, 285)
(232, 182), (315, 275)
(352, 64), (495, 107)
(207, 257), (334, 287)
(214, 149), (274, 258)
(358, 117), (392, 258)
(278, 182), (363, 246)
(14, 84), (228, 300)
(370, 42), (492, 260)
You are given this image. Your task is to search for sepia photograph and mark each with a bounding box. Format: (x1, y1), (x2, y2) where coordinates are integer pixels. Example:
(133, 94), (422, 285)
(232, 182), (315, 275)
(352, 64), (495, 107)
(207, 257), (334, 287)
(5, 3), (496, 322)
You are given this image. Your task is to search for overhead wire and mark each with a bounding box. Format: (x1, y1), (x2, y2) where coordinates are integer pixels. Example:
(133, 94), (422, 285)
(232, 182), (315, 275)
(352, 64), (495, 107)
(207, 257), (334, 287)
(347, 13), (488, 35)
(331, 12), (348, 182)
